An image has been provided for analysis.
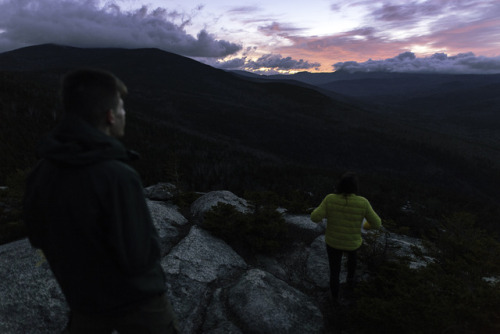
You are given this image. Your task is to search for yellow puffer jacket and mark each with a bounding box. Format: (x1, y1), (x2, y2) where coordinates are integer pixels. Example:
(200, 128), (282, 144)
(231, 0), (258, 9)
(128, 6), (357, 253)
(310, 194), (381, 251)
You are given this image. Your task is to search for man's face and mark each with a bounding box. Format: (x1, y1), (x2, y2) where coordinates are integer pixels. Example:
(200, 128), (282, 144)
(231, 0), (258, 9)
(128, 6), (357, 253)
(109, 97), (126, 138)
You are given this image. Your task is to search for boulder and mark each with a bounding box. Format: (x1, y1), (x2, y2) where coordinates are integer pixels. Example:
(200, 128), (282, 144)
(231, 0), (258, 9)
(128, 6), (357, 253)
(190, 191), (250, 222)
(228, 269), (324, 334)
(283, 214), (324, 243)
(202, 288), (243, 334)
(162, 226), (247, 333)
(143, 182), (177, 201)
(306, 235), (331, 289)
(0, 185), (438, 334)
(147, 200), (188, 254)
(362, 228), (434, 269)
(254, 254), (288, 282)
(162, 226), (247, 283)
(386, 233), (434, 269)
(0, 239), (67, 333)
(256, 242), (314, 290)
(305, 236), (353, 289)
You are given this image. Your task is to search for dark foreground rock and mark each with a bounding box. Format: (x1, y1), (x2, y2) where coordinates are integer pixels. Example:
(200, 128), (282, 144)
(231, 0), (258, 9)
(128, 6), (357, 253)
(0, 187), (428, 333)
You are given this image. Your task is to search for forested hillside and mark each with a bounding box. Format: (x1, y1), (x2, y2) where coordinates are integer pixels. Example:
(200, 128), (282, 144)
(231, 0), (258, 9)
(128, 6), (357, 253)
(1, 44), (499, 244)
(1, 44), (499, 334)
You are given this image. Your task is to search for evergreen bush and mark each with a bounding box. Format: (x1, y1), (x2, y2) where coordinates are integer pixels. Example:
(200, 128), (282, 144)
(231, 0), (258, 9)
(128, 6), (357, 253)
(203, 202), (288, 254)
(349, 212), (500, 334)
(0, 169), (30, 244)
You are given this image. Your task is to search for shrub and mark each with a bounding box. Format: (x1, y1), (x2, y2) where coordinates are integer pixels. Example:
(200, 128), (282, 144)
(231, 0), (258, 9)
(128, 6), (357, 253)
(0, 221), (26, 245)
(203, 202), (288, 254)
(348, 212), (500, 334)
(243, 189), (312, 214)
(358, 227), (391, 273)
(430, 212), (500, 277)
(172, 191), (203, 212)
(349, 262), (500, 334)
(0, 169), (30, 244)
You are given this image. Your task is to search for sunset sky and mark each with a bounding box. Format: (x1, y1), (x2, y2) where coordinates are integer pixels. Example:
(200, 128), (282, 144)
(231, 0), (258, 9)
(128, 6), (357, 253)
(1, 0), (500, 74)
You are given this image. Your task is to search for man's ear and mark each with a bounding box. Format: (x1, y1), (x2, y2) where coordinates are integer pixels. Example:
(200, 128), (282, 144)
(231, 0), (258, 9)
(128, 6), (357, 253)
(105, 109), (115, 125)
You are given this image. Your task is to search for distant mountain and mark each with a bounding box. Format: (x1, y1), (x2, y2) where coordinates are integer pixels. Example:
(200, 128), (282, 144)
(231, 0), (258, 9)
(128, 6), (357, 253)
(2, 44), (500, 208)
(254, 70), (500, 94)
(255, 70), (500, 114)
(240, 70), (500, 164)
(0, 44), (380, 170)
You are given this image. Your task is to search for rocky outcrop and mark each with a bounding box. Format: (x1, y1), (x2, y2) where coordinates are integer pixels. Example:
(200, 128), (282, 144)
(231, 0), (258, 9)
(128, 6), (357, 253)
(283, 214), (325, 244)
(0, 187), (428, 333)
(190, 190), (250, 222)
(144, 182), (177, 201)
(0, 239), (67, 333)
(228, 269), (324, 333)
(147, 199), (189, 254)
(161, 226), (247, 333)
(307, 236), (331, 289)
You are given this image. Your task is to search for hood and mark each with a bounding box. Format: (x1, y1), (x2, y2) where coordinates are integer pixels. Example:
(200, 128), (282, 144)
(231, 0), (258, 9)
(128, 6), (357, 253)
(37, 115), (137, 166)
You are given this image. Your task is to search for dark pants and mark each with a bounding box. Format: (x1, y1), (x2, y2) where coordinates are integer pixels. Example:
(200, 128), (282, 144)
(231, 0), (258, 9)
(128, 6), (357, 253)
(326, 244), (358, 300)
(65, 293), (179, 334)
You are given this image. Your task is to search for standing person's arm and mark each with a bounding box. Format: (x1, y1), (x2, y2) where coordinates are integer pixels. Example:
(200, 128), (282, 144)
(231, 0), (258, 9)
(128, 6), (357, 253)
(23, 162), (47, 249)
(363, 201), (382, 230)
(106, 165), (161, 276)
(310, 196), (328, 223)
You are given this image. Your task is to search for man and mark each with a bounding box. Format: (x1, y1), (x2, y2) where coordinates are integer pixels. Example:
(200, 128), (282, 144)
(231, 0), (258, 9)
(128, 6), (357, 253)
(24, 69), (179, 333)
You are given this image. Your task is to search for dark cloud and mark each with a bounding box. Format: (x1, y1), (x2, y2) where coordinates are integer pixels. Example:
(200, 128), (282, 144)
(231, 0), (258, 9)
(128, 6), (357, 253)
(246, 54), (320, 70)
(372, 2), (441, 22)
(209, 54), (320, 72)
(0, 0), (242, 57)
(333, 52), (500, 74)
(213, 57), (247, 70)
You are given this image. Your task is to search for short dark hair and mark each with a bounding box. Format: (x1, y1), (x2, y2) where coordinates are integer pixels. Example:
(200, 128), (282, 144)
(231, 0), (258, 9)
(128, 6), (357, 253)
(61, 68), (127, 127)
(336, 171), (359, 195)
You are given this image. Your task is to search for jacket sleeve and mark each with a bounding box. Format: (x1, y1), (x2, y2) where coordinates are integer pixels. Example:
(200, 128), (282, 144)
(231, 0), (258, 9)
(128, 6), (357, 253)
(364, 201), (382, 230)
(23, 162), (46, 249)
(106, 165), (161, 276)
(310, 196), (328, 223)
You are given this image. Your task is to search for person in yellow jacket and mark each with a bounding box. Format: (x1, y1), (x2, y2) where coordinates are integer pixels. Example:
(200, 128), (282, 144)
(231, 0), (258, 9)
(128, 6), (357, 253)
(310, 172), (381, 301)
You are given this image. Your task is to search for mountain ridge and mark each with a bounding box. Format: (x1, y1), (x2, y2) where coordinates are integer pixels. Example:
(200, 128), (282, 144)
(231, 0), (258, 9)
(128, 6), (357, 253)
(1, 44), (499, 208)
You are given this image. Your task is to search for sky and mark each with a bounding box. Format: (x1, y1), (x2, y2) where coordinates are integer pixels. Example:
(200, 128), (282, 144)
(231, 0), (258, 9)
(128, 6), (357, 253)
(1, 0), (500, 74)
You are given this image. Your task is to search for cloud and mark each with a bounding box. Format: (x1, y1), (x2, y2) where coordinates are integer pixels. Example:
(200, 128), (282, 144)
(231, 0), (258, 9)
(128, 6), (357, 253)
(258, 22), (305, 36)
(371, 2), (442, 22)
(364, 0), (500, 45)
(281, 27), (392, 61)
(333, 52), (500, 74)
(207, 53), (320, 72)
(227, 6), (261, 15)
(213, 57), (247, 70)
(277, 1), (500, 73)
(246, 54), (320, 71)
(0, 0), (242, 57)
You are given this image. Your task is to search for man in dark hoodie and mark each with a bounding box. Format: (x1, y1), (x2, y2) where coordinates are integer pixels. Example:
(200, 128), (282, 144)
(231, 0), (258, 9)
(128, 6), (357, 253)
(23, 69), (179, 333)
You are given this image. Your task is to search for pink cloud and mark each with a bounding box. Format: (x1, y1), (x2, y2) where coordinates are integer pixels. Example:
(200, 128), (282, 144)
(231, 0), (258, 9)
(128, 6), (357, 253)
(267, 0), (500, 72)
(427, 17), (500, 56)
(258, 22), (305, 36)
(333, 51), (500, 74)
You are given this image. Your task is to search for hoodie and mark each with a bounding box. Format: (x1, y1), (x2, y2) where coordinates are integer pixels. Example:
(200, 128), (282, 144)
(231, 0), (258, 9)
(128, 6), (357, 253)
(24, 115), (166, 315)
